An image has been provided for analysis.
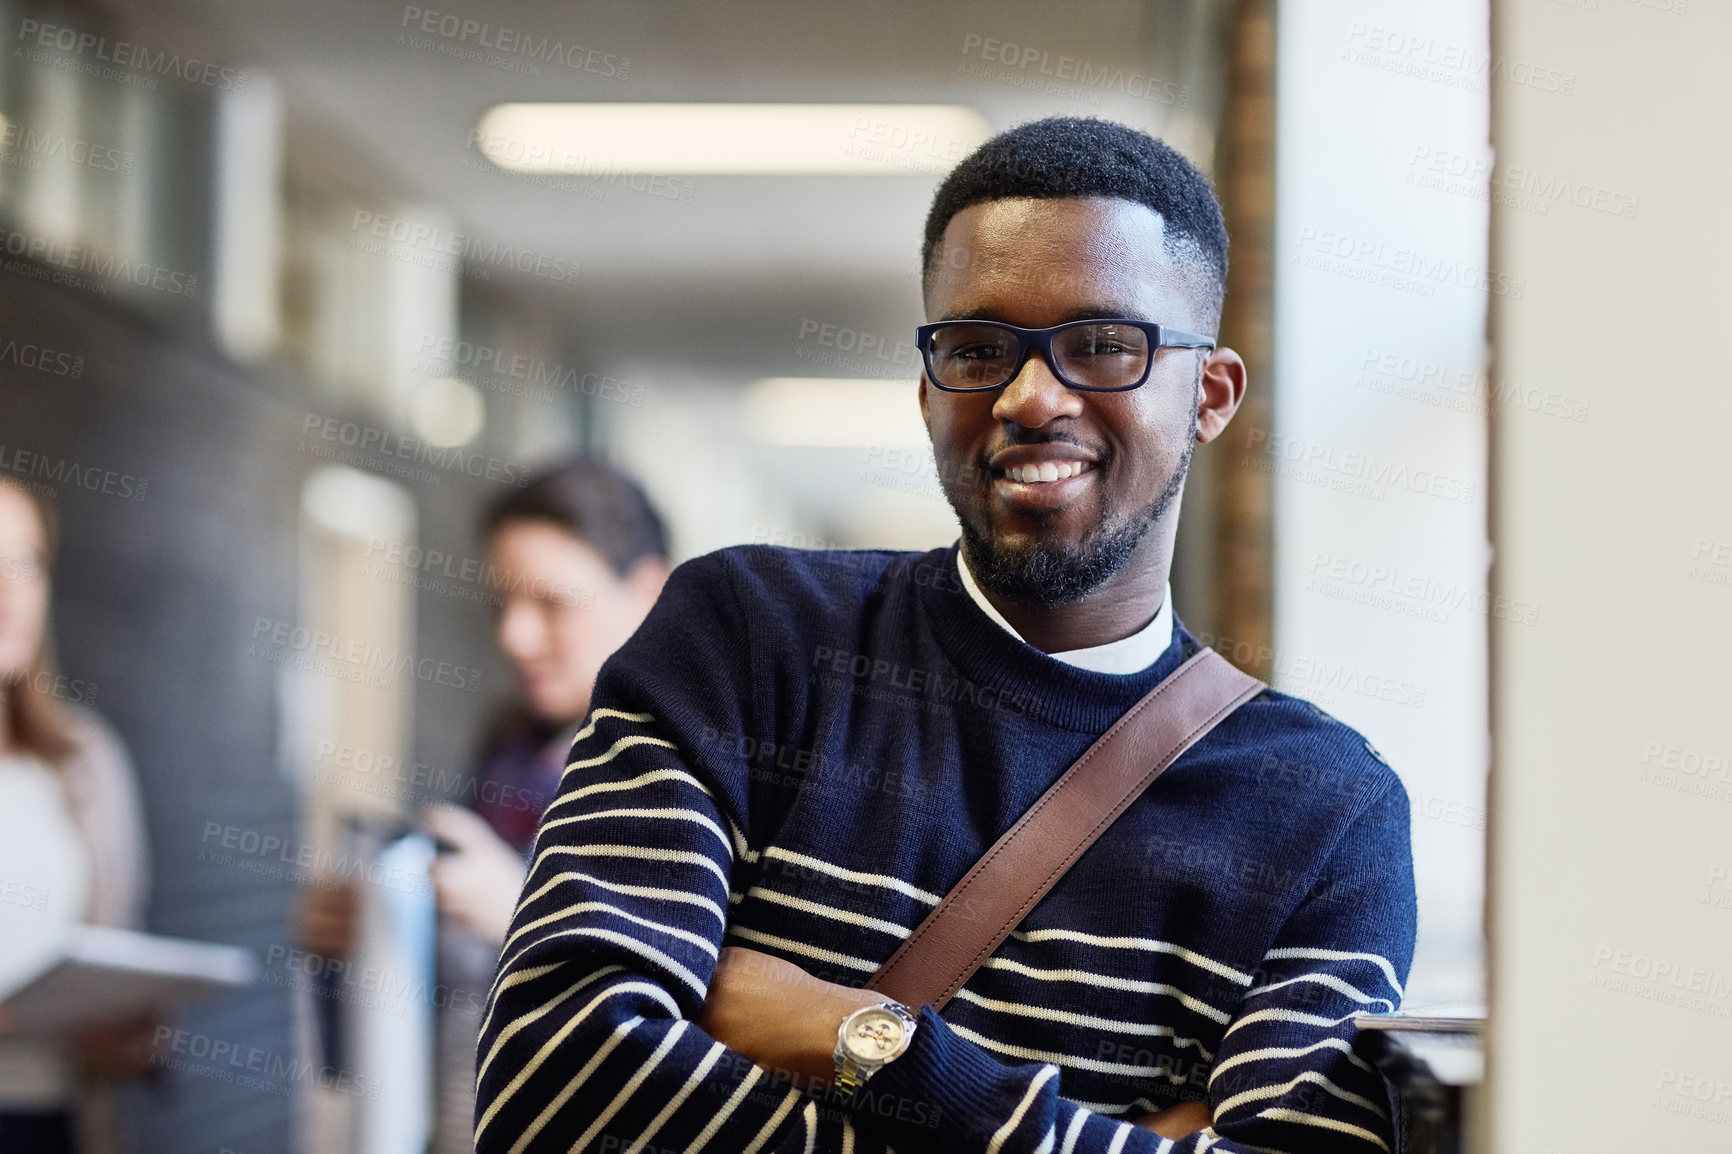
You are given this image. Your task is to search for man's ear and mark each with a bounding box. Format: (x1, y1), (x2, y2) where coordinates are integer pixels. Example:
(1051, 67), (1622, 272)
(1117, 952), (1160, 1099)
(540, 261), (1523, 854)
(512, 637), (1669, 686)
(1195, 347), (1247, 444)
(917, 373), (932, 432)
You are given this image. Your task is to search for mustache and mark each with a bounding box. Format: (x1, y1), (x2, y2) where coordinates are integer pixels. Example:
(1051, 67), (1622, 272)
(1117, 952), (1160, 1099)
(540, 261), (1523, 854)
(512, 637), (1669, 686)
(978, 428), (1107, 471)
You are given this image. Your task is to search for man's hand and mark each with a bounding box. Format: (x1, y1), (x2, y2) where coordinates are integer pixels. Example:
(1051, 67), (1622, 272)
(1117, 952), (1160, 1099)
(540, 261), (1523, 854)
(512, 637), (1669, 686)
(1133, 1100), (1212, 1139)
(697, 946), (884, 1085)
(423, 804), (529, 946)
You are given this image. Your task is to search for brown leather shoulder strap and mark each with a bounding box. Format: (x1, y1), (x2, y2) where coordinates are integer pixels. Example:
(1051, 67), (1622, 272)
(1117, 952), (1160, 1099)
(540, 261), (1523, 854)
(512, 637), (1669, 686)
(868, 648), (1265, 1011)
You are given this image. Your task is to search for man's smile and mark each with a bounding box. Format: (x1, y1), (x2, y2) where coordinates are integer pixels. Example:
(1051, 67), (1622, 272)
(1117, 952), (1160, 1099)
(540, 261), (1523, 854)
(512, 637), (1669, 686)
(986, 443), (1102, 511)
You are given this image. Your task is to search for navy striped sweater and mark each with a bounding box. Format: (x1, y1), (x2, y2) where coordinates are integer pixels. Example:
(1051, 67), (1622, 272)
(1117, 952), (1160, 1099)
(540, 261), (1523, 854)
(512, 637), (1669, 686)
(475, 544), (1417, 1154)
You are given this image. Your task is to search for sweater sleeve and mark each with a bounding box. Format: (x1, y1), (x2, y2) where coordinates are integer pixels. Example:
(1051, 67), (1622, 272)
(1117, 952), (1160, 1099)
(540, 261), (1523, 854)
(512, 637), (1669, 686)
(474, 555), (809, 1154)
(852, 772), (1418, 1154)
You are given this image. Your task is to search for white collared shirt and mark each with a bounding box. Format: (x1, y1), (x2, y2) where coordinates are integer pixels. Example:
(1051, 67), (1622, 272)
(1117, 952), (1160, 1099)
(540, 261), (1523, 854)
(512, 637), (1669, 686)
(954, 544), (1175, 675)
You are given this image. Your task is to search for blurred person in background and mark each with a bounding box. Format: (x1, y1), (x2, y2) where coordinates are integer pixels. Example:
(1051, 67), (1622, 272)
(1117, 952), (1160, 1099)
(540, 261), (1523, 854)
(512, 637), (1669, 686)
(300, 459), (671, 1153)
(0, 480), (154, 1154)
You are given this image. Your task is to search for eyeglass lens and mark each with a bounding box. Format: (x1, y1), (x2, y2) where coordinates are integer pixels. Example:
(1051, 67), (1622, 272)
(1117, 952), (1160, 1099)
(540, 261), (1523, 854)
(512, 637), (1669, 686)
(926, 322), (1151, 390)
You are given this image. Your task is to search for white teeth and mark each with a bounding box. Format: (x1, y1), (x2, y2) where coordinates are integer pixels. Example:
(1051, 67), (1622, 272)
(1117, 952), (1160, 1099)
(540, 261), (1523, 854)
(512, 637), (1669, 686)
(1006, 461), (1090, 483)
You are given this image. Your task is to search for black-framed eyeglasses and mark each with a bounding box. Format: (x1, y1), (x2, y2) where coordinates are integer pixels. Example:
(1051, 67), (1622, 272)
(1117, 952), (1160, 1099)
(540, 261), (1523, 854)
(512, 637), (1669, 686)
(915, 318), (1215, 393)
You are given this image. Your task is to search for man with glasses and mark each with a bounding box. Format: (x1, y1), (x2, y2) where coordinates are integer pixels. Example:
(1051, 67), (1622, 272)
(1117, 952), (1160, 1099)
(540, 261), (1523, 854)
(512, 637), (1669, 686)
(476, 117), (1415, 1154)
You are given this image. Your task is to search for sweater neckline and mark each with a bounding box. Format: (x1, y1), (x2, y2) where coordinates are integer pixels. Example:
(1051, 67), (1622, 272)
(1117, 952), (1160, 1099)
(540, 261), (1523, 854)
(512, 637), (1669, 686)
(913, 543), (1192, 732)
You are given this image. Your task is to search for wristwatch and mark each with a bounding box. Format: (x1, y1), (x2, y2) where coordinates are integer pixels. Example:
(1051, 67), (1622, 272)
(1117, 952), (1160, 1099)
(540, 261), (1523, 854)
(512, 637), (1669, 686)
(832, 1001), (919, 1098)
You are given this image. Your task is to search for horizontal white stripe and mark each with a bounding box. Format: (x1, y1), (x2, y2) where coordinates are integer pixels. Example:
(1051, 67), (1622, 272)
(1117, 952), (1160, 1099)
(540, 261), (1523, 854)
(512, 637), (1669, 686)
(1209, 1037), (1375, 1083)
(1215, 1069), (1387, 1120)
(981, 958), (1231, 1024)
(478, 978), (664, 1142)
(951, 1024), (1196, 1083)
(519, 869), (727, 925)
(572, 708), (655, 743)
(988, 1064), (1059, 1154)
(683, 1065), (762, 1154)
(949, 988), (1214, 1059)
(564, 733), (679, 777)
(1011, 928), (1252, 985)
(1222, 1007), (1363, 1039)
(574, 1020), (690, 1153)
(742, 1088), (803, 1154)
(762, 846), (943, 905)
(502, 924), (709, 998)
(538, 844), (731, 891)
(1263, 947), (1404, 998)
(627, 1039), (725, 1154)
(505, 1015), (643, 1154)
(553, 767), (717, 812)
(539, 805), (732, 854)
(1253, 1107), (1389, 1152)
(503, 901), (719, 968)
(478, 959), (575, 1046)
(476, 964), (624, 1089)
(725, 925), (879, 972)
(745, 886), (913, 938)
(1063, 1095), (1182, 1117)
(1245, 972), (1395, 1011)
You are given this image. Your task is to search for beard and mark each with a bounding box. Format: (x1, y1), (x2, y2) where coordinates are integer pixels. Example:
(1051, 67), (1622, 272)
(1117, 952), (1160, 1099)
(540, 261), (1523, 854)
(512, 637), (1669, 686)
(951, 406), (1198, 609)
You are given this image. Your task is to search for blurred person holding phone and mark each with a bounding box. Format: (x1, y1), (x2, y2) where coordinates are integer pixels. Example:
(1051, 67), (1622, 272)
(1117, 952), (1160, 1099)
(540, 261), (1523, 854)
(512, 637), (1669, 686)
(299, 459), (671, 1152)
(0, 480), (155, 1154)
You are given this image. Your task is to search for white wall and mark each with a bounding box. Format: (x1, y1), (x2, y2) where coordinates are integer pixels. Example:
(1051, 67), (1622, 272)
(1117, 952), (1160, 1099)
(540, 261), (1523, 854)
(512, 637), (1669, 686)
(1488, 3), (1732, 1151)
(1275, 3), (1493, 999)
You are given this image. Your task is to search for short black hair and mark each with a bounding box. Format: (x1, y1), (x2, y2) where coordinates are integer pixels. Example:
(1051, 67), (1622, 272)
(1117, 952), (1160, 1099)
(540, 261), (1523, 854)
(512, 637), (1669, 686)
(484, 458), (668, 576)
(922, 117), (1228, 326)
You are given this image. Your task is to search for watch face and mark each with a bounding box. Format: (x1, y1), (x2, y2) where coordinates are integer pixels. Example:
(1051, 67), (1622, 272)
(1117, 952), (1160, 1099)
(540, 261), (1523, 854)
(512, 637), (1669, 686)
(846, 1008), (908, 1061)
